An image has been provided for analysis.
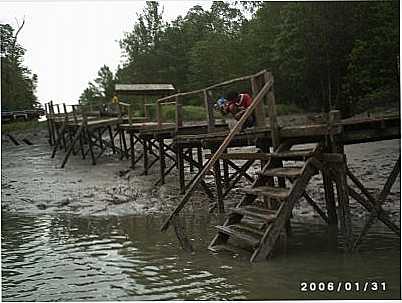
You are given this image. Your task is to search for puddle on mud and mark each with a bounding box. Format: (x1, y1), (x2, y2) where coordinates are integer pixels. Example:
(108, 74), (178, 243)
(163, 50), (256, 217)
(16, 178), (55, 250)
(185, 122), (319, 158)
(1, 130), (400, 300)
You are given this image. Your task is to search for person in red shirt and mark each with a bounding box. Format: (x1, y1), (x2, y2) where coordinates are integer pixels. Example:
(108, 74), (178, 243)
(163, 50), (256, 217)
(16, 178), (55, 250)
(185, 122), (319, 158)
(223, 91), (255, 128)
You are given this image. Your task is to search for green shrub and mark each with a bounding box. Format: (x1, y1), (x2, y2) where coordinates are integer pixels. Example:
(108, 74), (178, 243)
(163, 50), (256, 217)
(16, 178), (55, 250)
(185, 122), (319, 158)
(274, 103), (304, 115)
(1, 120), (46, 133)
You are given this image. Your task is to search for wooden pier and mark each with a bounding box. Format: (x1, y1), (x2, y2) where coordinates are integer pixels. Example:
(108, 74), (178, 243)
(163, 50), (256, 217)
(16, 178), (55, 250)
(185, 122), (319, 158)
(45, 69), (401, 262)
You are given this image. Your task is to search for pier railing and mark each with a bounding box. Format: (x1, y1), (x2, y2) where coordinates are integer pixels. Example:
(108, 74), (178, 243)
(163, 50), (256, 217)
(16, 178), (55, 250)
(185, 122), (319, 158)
(161, 70), (279, 231)
(156, 69), (279, 145)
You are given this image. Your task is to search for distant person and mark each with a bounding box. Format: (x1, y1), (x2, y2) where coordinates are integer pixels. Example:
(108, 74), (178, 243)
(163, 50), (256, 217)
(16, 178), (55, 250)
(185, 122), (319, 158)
(223, 91), (255, 129)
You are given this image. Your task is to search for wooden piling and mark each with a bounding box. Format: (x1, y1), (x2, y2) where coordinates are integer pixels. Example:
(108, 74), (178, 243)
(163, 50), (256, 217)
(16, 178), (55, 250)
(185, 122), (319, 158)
(212, 151), (224, 213)
(143, 137), (149, 175)
(322, 169), (338, 227)
(158, 137), (166, 184)
(265, 72), (280, 150)
(177, 144), (185, 194)
(333, 157), (353, 252)
(129, 131), (135, 168)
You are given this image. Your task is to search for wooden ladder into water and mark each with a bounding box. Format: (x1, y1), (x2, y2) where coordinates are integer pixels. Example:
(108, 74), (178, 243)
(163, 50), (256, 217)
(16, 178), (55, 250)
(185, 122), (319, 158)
(209, 143), (322, 262)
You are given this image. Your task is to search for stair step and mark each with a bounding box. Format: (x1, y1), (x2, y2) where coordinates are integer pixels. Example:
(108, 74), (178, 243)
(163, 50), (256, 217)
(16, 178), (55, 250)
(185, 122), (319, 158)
(215, 224), (261, 247)
(209, 243), (250, 255)
(241, 186), (290, 200)
(271, 148), (314, 160)
(258, 166), (303, 178)
(229, 206), (277, 223)
(241, 216), (269, 230)
(205, 152), (271, 161)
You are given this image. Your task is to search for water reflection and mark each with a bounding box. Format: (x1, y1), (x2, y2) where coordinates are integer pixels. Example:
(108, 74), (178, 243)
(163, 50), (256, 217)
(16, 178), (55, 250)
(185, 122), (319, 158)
(2, 212), (400, 301)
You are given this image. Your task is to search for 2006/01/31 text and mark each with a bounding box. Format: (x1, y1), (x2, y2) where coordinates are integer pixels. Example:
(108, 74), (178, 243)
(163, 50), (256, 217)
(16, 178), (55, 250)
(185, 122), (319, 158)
(300, 281), (387, 292)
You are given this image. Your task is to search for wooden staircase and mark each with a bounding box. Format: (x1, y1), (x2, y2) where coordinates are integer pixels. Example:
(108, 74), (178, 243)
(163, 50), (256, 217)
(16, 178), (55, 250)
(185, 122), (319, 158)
(209, 144), (321, 262)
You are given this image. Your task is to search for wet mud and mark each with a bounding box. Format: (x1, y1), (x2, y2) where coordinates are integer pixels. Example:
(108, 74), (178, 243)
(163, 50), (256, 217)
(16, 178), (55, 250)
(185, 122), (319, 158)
(1, 127), (400, 225)
(1, 126), (400, 301)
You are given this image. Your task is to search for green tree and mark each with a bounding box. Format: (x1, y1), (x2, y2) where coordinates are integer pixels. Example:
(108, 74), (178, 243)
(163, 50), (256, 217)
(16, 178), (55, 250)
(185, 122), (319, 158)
(1, 22), (39, 111)
(118, 1), (165, 83)
(79, 65), (115, 104)
(344, 1), (400, 112)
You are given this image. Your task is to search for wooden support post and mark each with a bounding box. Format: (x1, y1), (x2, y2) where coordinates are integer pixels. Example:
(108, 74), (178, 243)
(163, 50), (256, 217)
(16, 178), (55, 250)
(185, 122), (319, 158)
(265, 72), (280, 150)
(130, 131), (135, 169)
(61, 124), (84, 168)
(62, 103), (68, 152)
(222, 158), (230, 189)
(71, 106), (83, 158)
(108, 126), (116, 154)
(258, 141), (270, 169)
(143, 137), (149, 175)
(86, 128), (96, 165)
(197, 146), (203, 171)
(45, 103), (53, 145)
(212, 147), (224, 213)
(158, 137), (166, 185)
(68, 128), (76, 156)
(333, 159), (353, 252)
(49, 101), (56, 146)
(188, 148), (194, 173)
(204, 90), (215, 132)
(322, 168), (338, 227)
(328, 110), (341, 153)
(175, 95), (183, 130)
(120, 128), (128, 160)
(118, 129), (124, 159)
(51, 124), (66, 158)
(83, 109), (96, 165)
(78, 127), (85, 159)
(251, 75), (267, 128)
(156, 102), (162, 128)
(177, 144), (185, 194)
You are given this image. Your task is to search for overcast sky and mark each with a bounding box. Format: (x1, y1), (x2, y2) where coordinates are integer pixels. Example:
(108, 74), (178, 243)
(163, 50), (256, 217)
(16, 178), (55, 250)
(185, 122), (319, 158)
(0, 1), (212, 106)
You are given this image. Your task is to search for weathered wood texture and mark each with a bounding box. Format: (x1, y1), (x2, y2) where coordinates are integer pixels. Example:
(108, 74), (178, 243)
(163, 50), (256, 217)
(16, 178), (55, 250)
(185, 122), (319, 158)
(161, 79), (273, 232)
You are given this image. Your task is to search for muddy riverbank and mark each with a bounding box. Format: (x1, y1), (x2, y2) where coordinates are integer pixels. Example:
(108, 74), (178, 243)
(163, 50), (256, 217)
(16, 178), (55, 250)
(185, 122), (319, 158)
(1, 126), (401, 300)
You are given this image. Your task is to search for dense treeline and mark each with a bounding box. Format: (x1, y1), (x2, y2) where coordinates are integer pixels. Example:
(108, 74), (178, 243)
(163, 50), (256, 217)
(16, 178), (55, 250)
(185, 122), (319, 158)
(80, 1), (400, 117)
(1, 23), (39, 111)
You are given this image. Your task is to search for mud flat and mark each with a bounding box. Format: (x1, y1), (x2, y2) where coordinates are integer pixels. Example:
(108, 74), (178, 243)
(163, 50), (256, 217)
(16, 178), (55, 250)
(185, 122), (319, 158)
(1, 125), (400, 223)
(2, 130), (173, 216)
(1, 126), (400, 301)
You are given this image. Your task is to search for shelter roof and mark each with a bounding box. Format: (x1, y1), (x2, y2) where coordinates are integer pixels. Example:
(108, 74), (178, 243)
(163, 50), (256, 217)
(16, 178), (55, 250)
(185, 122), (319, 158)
(115, 84), (175, 95)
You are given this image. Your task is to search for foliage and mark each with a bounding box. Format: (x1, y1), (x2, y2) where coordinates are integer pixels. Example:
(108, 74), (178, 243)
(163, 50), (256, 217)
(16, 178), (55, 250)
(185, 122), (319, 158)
(1, 23), (39, 111)
(275, 103), (304, 116)
(1, 120), (46, 133)
(79, 65), (116, 104)
(81, 1), (400, 118)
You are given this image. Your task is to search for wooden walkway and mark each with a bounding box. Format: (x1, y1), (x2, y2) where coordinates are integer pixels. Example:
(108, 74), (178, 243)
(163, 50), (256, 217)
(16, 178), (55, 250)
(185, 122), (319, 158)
(44, 70), (400, 262)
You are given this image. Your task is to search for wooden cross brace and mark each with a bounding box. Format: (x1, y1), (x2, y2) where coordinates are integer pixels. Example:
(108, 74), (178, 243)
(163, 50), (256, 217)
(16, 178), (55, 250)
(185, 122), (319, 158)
(350, 155), (401, 249)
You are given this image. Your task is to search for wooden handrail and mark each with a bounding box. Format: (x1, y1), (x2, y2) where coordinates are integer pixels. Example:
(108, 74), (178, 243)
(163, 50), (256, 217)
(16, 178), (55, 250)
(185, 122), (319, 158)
(119, 102), (132, 125)
(157, 69), (267, 103)
(160, 78), (273, 231)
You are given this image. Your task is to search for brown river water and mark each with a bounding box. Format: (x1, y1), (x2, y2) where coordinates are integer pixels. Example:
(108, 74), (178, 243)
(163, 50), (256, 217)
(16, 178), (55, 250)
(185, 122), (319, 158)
(1, 129), (400, 301)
